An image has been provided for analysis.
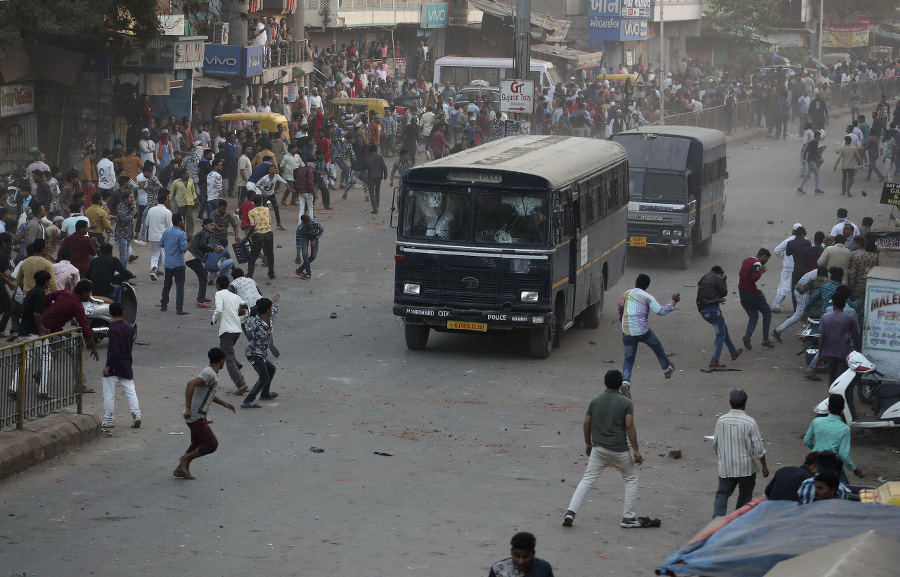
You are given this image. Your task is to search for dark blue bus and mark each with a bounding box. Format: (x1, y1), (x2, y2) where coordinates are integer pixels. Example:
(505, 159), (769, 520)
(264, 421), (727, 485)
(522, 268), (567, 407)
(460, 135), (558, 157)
(392, 136), (629, 358)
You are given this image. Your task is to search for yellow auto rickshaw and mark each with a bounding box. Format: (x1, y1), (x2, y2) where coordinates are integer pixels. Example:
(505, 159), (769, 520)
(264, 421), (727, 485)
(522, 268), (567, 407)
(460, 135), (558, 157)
(215, 112), (289, 135)
(327, 98), (389, 120)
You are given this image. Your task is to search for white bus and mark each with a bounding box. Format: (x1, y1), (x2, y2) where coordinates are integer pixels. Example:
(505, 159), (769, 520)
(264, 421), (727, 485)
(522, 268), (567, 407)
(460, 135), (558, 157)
(433, 57), (563, 91)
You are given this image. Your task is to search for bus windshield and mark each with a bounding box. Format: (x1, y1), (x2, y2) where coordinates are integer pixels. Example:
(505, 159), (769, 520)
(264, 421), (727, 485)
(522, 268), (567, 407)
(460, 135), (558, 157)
(402, 189), (471, 241)
(475, 194), (548, 245)
(629, 171), (687, 203)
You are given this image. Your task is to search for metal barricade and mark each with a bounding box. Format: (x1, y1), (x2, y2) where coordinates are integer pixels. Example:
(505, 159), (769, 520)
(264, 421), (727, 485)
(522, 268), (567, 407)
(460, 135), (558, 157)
(0, 328), (84, 430)
(647, 77), (900, 134)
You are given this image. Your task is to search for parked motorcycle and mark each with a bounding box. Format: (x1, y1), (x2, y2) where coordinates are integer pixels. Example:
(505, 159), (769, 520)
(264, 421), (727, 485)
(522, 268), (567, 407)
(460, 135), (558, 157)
(814, 351), (900, 428)
(796, 317), (826, 373)
(82, 282), (138, 344)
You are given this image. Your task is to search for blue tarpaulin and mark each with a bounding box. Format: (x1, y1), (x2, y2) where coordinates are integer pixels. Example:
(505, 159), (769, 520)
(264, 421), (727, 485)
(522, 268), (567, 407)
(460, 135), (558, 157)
(655, 500), (900, 576)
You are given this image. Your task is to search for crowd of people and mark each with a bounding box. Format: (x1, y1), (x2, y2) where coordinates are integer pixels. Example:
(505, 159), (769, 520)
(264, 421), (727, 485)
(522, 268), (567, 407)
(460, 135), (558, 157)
(560, 205), (880, 533)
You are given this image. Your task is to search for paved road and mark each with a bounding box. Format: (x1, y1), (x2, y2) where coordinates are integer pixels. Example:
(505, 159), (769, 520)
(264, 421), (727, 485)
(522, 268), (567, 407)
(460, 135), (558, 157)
(2, 113), (899, 576)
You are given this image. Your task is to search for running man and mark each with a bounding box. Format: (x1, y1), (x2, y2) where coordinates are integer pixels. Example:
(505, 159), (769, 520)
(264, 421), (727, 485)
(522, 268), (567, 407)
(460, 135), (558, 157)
(174, 347), (235, 480)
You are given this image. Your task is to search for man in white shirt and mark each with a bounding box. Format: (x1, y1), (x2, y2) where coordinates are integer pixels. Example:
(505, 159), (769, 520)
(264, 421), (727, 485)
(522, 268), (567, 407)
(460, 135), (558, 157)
(211, 275), (248, 394)
(279, 143), (301, 205)
(308, 88), (323, 112)
(197, 124), (211, 149)
(236, 144), (253, 206)
(146, 192), (174, 281)
(255, 164), (287, 230)
(253, 19), (267, 46)
(96, 149), (117, 196)
(139, 129), (156, 164)
(829, 208), (860, 238)
(206, 160), (224, 218)
(257, 99), (271, 114)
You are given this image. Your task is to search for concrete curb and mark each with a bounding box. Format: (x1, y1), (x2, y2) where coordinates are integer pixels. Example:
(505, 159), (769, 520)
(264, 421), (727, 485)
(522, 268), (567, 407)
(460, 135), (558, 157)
(0, 413), (101, 481)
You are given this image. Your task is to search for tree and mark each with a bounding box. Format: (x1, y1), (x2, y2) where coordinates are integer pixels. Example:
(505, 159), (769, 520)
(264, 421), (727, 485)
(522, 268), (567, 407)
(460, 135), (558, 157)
(819, 0), (897, 25)
(0, 0), (161, 63)
(706, 0), (785, 37)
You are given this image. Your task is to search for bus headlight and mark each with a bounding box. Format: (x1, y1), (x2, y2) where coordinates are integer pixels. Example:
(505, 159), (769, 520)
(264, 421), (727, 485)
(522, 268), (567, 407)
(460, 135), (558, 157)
(671, 229), (683, 237)
(403, 283), (421, 296)
(520, 290), (539, 303)
(662, 229), (671, 236)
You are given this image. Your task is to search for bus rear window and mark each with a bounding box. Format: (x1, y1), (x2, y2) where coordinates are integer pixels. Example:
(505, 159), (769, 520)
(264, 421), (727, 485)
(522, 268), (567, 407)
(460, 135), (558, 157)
(402, 190), (471, 242)
(475, 194), (548, 245)
(441, 66), (469, 85)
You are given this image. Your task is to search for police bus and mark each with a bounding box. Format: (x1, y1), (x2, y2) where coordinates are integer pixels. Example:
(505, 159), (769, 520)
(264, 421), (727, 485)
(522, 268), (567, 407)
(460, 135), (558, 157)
(392, 136), (629, 358)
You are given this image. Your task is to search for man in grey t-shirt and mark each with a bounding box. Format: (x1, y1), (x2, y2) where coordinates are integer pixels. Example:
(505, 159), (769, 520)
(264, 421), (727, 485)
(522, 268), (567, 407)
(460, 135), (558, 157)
(174, 348), (235, 480)
(562, 370), (660, 529)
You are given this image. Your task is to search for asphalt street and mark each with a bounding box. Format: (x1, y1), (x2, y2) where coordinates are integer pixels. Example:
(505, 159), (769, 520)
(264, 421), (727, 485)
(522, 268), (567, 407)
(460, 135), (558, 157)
(1, 112), (899, 576)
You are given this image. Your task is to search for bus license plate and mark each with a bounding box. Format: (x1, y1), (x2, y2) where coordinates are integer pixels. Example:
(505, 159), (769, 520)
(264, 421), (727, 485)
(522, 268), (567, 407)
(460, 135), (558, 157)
(630, 236), (647, 247)
(447, 321), (487, 332)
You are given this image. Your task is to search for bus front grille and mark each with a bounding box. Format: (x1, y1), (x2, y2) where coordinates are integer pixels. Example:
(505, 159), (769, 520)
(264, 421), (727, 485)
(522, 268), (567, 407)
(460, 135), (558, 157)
(440, 270), (500, 307)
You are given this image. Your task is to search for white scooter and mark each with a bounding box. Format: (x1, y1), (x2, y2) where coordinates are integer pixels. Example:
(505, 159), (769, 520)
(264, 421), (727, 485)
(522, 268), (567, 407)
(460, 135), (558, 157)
(814, 351), (900, 428)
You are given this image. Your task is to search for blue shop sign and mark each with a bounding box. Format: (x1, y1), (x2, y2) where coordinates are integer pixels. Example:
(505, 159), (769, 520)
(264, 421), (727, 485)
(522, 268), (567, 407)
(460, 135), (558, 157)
(203, 45), (242, 77)
(589, 0), (648, 42)
(421, 3), (449, 29)
(243, 45), (264, 77)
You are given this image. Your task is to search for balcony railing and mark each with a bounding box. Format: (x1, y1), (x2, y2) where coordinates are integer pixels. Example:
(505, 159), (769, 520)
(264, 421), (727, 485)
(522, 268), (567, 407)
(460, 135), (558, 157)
(262, 39), (309, 68)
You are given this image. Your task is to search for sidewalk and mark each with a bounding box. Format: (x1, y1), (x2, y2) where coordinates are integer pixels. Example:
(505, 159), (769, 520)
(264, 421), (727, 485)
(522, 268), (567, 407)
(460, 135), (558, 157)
(0, 412), (101, 481)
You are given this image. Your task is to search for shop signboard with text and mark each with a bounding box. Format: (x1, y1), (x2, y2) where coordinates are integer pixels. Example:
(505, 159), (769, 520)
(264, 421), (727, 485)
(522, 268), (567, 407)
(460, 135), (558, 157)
(203, 44), (242, 77)
(822, 24), (869, 48)
(421, 3), (449, 29)
(0, 83), (34, 118)
(589, 0), (649, 46)
(243, 46), (264, 77)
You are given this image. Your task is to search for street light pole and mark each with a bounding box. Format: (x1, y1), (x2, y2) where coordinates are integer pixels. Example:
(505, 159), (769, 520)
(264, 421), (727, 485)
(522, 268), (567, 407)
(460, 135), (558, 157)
(659, 0), (665, 125)
(514, 0), (531, 82)
(817, 0), (823, 86)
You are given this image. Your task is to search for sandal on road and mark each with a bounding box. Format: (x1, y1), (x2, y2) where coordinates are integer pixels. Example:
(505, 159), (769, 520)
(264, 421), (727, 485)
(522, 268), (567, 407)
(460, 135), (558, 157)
(260, 393), (279, 399)
(621, 516), (661, 528)
(241, 402), (262, 408)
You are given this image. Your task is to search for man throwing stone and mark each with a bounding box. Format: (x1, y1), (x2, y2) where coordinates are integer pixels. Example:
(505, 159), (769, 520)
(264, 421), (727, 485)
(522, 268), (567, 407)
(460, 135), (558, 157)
(617, 273), (678, 398)
(562, 370), (660, 530)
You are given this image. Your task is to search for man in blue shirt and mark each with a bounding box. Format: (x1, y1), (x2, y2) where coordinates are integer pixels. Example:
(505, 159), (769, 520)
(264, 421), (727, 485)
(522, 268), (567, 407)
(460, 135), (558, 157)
(797, 451), (850, 504)
(247, 156), (274, 185)
(159, 213), (189, 315)
(804, 394), (864, 482)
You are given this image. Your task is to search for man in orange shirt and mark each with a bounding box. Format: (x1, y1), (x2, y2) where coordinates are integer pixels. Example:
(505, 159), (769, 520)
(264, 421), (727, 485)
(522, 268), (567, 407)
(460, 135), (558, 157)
(244, 195), (275, 280)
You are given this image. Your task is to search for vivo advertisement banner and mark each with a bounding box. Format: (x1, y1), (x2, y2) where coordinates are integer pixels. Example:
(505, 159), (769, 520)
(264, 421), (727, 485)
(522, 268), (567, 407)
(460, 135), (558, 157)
(203, 45), (242, 77)
(243, 45), (264, 77)
(421, 3), (449, 29)
(589, 0), (648, 44)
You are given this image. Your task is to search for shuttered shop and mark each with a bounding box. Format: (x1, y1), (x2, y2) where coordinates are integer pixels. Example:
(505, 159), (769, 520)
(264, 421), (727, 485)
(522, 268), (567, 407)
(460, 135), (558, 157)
(0, 113), (38, 174)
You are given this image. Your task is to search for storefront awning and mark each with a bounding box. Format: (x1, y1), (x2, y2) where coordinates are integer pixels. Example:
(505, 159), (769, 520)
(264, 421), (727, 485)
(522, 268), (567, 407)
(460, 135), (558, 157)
(193, 76), (231, 89)
(531, 44), (604, 70)
(469, 0), (570, 40)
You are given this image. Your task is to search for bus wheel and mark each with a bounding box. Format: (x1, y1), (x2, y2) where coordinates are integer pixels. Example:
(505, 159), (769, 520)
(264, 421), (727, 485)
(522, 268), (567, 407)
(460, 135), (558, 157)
(529, 319), (553, 359)
(679, 244), (693, 269)
(404, 323), (430, 350)
(698, 235), (713, 257)
(552, 299), (564, 348)
(580, 290), (604, 329)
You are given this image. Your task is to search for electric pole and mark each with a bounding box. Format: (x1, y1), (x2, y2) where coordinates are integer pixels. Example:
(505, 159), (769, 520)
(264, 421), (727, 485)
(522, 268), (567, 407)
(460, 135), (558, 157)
(514, 0), (531, 82)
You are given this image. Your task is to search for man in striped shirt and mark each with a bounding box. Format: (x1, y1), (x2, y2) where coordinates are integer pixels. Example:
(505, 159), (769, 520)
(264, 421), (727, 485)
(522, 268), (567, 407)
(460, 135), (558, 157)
(713, 389), (769, 517)
(617, 274), (679, 398)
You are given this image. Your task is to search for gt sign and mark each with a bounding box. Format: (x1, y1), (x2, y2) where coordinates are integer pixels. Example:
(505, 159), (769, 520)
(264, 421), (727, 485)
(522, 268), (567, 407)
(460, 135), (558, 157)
(500, 79), (534, 115)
